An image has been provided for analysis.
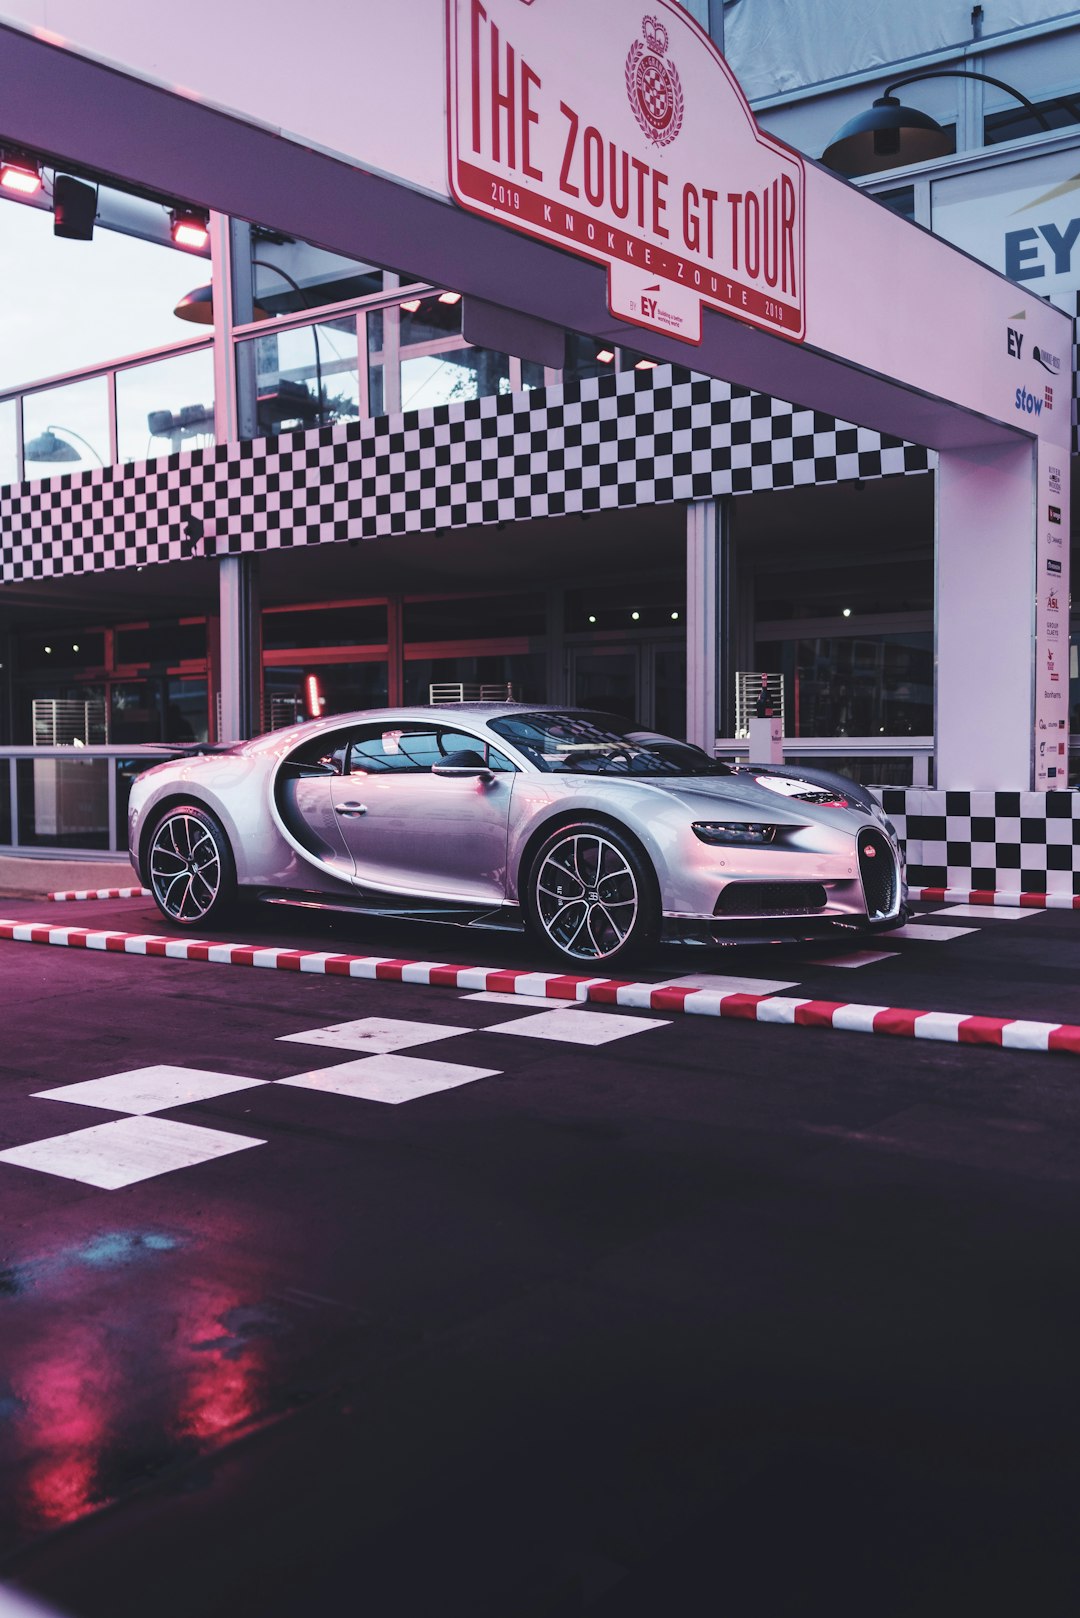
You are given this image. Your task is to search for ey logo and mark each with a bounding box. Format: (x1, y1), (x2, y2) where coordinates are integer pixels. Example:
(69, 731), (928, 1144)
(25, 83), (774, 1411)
(642, 284), (661, 320)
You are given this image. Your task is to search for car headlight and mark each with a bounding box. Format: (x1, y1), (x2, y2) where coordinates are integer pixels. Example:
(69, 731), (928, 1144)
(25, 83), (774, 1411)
(692, 821), (777, 846)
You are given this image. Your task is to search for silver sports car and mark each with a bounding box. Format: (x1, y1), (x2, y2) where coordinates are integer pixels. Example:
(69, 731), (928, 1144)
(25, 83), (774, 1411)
(128, 704), (908, 967)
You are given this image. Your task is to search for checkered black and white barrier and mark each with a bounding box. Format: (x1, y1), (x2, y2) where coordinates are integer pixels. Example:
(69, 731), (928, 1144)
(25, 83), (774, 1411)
(882, 789), (1080, 896)
(0, 368), (931, 584)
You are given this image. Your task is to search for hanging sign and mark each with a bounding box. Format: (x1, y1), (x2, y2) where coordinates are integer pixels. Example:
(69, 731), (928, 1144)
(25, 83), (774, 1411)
(446, 0), (806, 345)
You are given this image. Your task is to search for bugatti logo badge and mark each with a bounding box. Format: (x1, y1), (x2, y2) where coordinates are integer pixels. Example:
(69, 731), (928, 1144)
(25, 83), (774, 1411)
(862, 844), (877, 858)
(626, 16), (685, 149)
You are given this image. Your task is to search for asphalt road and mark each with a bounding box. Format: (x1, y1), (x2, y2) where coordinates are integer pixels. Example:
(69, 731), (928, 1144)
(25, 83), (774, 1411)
(1, 895), (1079, 1617)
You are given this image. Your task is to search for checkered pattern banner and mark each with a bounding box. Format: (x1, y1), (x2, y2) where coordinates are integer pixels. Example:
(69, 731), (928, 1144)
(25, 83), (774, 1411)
(882, 789), (1080, 894)
(0, 367), (931, 585)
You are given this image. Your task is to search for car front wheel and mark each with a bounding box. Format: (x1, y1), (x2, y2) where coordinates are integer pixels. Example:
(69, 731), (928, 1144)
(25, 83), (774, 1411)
(147, 803), (236, 927)
(524, 821), (659, 968)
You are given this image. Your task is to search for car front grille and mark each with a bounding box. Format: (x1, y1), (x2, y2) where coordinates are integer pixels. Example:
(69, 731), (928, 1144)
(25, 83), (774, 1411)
(858, 829), (897, 918)
(715, 881), (828, 916)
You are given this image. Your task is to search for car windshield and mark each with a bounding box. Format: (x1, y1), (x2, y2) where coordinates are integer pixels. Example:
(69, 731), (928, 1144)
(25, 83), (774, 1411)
(488, 711), (732, 775)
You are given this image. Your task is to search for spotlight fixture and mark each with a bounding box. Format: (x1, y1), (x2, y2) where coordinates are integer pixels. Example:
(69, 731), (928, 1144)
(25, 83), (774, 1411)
(0, 153), (42, 195)
(842, 607), (852, 618)
(169, 208), (210, 250)
(399, 298), (423, 313)
(634, 358), (658, 371)
(438, 291), (462, 305)
(631, 611), (640, 621)
(595, 349), (615, 364)
(588, 614), (597, 624)
(53, 175), (97, 241)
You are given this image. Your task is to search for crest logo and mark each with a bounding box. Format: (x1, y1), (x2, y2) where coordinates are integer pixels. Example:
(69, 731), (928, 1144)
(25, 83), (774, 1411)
(626, 16), (685, 149)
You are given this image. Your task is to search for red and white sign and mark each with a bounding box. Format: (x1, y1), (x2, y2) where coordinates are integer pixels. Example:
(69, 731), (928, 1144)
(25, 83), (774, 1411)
(446, 0), (806, 345)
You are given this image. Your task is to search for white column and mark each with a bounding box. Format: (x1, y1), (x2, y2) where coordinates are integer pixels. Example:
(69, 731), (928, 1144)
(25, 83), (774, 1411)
(218, 556), (261, 742)
(935, 439), (1039, 789)
(686, 498), (730, 751)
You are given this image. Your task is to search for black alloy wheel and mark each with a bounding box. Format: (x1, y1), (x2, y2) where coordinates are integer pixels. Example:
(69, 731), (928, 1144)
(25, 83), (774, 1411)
(525, 820), (659, 967)
(147, 803), (236, 927)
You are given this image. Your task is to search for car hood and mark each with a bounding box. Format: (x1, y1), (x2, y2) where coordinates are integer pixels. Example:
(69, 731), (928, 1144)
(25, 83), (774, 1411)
(640, 770), (874, 828)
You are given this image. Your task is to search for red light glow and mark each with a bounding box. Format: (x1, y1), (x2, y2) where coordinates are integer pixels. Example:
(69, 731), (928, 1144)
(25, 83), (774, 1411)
(1, 162), (42, 195)
(305, 675), (322, 718)
(170, 210), (209, 250)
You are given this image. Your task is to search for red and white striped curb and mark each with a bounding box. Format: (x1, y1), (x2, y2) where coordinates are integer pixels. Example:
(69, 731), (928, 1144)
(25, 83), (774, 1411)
(46, 887), (150, 902)
(915, 887), (1080, 909)
(1, 917), (1078, 1058)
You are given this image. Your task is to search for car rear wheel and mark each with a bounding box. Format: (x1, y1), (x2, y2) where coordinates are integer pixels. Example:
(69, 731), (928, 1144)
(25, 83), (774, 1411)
(147, 804), (236, 927)
(524, 821), (659, 968)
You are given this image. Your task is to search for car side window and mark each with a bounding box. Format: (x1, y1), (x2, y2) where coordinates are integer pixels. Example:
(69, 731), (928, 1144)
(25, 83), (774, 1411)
(346, 725), (518, 774)
(285, 732), (348, 775)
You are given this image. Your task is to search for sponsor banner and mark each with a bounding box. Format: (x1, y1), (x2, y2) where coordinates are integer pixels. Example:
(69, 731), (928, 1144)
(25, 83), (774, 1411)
(1034, 437), (1071, 789)
(446, 0), (806, 345)
(932, 146), (1080, 315)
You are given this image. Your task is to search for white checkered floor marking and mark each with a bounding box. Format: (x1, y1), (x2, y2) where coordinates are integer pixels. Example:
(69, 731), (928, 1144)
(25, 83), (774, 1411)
(933, 905), (1042, 921)
(480, 1009), (671, 1045)
(33, 1064), (268, 1114)
(278, 1053), (501, 1105)
(651, 973), (800, 994)
(883, 923), (978, 941)
(808, 951), (900, 969)
(277, 1017), (474, 1054)
(0, 1115), (264, 1189)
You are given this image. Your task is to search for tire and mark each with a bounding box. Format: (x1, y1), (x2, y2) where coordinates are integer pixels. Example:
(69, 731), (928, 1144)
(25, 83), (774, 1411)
(523, 820), (660, 968)
(146, 803), (237, 928)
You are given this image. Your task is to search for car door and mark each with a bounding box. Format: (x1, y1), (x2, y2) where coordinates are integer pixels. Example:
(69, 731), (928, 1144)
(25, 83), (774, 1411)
(329, 720), (516, 902)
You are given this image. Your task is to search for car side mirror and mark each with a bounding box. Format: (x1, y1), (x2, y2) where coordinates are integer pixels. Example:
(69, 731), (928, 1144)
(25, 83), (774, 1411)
(433, 748), (494, 781)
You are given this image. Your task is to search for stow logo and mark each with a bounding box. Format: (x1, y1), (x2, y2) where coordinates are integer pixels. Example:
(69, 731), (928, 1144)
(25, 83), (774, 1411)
(1049, 504), (1061, 524)
(1015, 385), (1046, 415)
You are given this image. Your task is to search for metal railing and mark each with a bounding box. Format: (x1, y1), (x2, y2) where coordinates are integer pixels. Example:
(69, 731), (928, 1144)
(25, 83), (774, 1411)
(428, 683), (519, 704)
(714, 734), (935, 788)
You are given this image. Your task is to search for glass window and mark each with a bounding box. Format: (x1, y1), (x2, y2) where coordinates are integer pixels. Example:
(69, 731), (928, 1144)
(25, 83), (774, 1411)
(346, 723), (486, 774)
(116, 346), (215, 464)
(567, 581), (683, 633)
(263, 604), (387, 650)
(521, 360), (546, 391)
(17, 632), (105, 673)
(0, 397), (18, 488)
(367, 309), (385, 417)
(0, 759), (9, 845)
(758, 632), (934, 738)
(22, 375), (109, 479)
(874, 185), (916, 221)
(264, 662), (388, 721)
(16, 756), (110, 849)
(986, 96), (1080, 145)
(400, 346), (510, 412)
(115, 621), (206, 667)
(400, 294), (463, 346)
(489, 711), (728, 775)
(241, 316), (360, 437)
(403, 652), (547, 706)
(110, 680), (164, 743)
(251, 239), (384, 315)
(166, 677), (208, 743)
(404, 596), (545, 642)
(563, 332), (617, 383)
